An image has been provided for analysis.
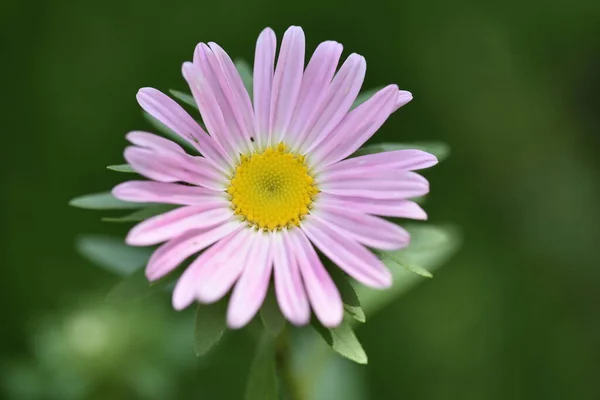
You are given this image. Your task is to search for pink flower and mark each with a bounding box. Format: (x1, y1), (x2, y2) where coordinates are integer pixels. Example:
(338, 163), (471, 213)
(113, 26), (437, 329)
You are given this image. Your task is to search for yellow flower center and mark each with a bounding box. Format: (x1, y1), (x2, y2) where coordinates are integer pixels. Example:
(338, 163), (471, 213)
(227, 143), (319, 231)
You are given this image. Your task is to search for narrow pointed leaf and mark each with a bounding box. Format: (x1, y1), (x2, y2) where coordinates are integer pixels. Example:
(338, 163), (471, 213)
(105, 269), (166, 304)
(194, 301), (227, 356)
(107, 164), (136, 173)
(76, 235), (152, 277)
(412, 196), (426, 204)
(354, 141), (451, 162)
(312, 319), (368, 365)
(244, 334), (278, 400)
(260, 287), (285, 336)
(355, 224), (460, 315)
(376, 250), (433, 278)
(327, 268), (365, 323)
(235, 59), (253, 97)
(103, 204), (178, 223)
(169, 89), (198, 110)
(69, 192), (145, 210)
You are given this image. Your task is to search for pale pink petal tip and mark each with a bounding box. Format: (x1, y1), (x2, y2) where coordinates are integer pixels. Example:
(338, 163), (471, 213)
(172, 290), (193, 311)
(111, 182), (140, 203)
(290, 230), (344, 327)
(226, 311), (246, 329)
(410, 150), (439, 170)
(181, 62), (197, 84)
(394, 90), (413, 111)
(258, 26), (276, 39)
(406, 201), (428, 220)
(375, 269), (393, 289)
(226, 235), (272, 329)
(274, 232), (311, 326)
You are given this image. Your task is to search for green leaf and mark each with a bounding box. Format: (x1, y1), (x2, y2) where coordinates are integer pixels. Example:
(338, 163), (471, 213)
(103, 204), (178, 223)
(69, 192), (145, 210)
(245, 334), (278, 400)
(76, 235), (152, 277)
(327, 269), (365, 323)
(312, 319), (368, 365)
(260, 287), (285, 336)
(351, 87), (382, 110)
(143, 111), (198, 154)
(235, 59), (253, 98)
(169, 89), (198, 109)
(106, 164), (136, 173)
(356, 224), (460, 315)
(105, 269), (166, 304)
(411, 196), (426, 204)
(354, 141), (451, 162)
(194, 301), (227, 356)
(377, 250), (433, 278)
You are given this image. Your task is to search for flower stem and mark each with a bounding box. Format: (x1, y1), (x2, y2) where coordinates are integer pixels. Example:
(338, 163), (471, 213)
(276, 328), (308, 400)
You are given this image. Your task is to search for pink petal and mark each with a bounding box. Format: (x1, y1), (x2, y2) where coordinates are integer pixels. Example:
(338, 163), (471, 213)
(171, 229), (240, 310)
(127, 131), (228, 187)
(182, 61), (239, 161)
(112, 181), (228, 205)
(273, 230), (310, 325)
(172, 227), (250, 310)
(124, 147), (227, 190)
(136, 88), (231, 169)
(227, 232), (273, 329)
(126, 131), (186, 154)
(124, 147), (177, 183)
(311, 207), (410, 250)
(318, 171), (430, 199)
(195, 229), (255, 304)
(287, 41), (343, 150)
(145, 220), (242, 281)
(209, 42), (255, 144)
(393, 90), (413, 111)
(318, 194), (428, 220)
(269, 26), (305, 145)
(126, 206), (234, 246)
(301, 216), (392, 288)
(194, 43), (253, 155)
(319, 150), (438, 178)
(299, 54), (366, 154)
(188, 156), (230, 188)
(287, 229), (343, 328)
(253, 28), (277, 150)
(310, 85), (398, 168)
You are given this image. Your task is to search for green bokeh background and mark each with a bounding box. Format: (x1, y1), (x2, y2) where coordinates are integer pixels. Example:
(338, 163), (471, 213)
(2, 0), (600, 398)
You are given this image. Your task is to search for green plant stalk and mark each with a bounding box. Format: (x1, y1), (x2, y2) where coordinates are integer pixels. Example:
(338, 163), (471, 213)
(276, 328), (309, 400)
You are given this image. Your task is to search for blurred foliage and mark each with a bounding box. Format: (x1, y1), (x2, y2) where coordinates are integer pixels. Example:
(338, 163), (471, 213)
(2, 299), (196, 399)
(2, 0), (600, 398)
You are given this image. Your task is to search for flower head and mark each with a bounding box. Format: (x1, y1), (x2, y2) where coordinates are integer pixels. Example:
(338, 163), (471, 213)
(113, 26), (438, 329)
